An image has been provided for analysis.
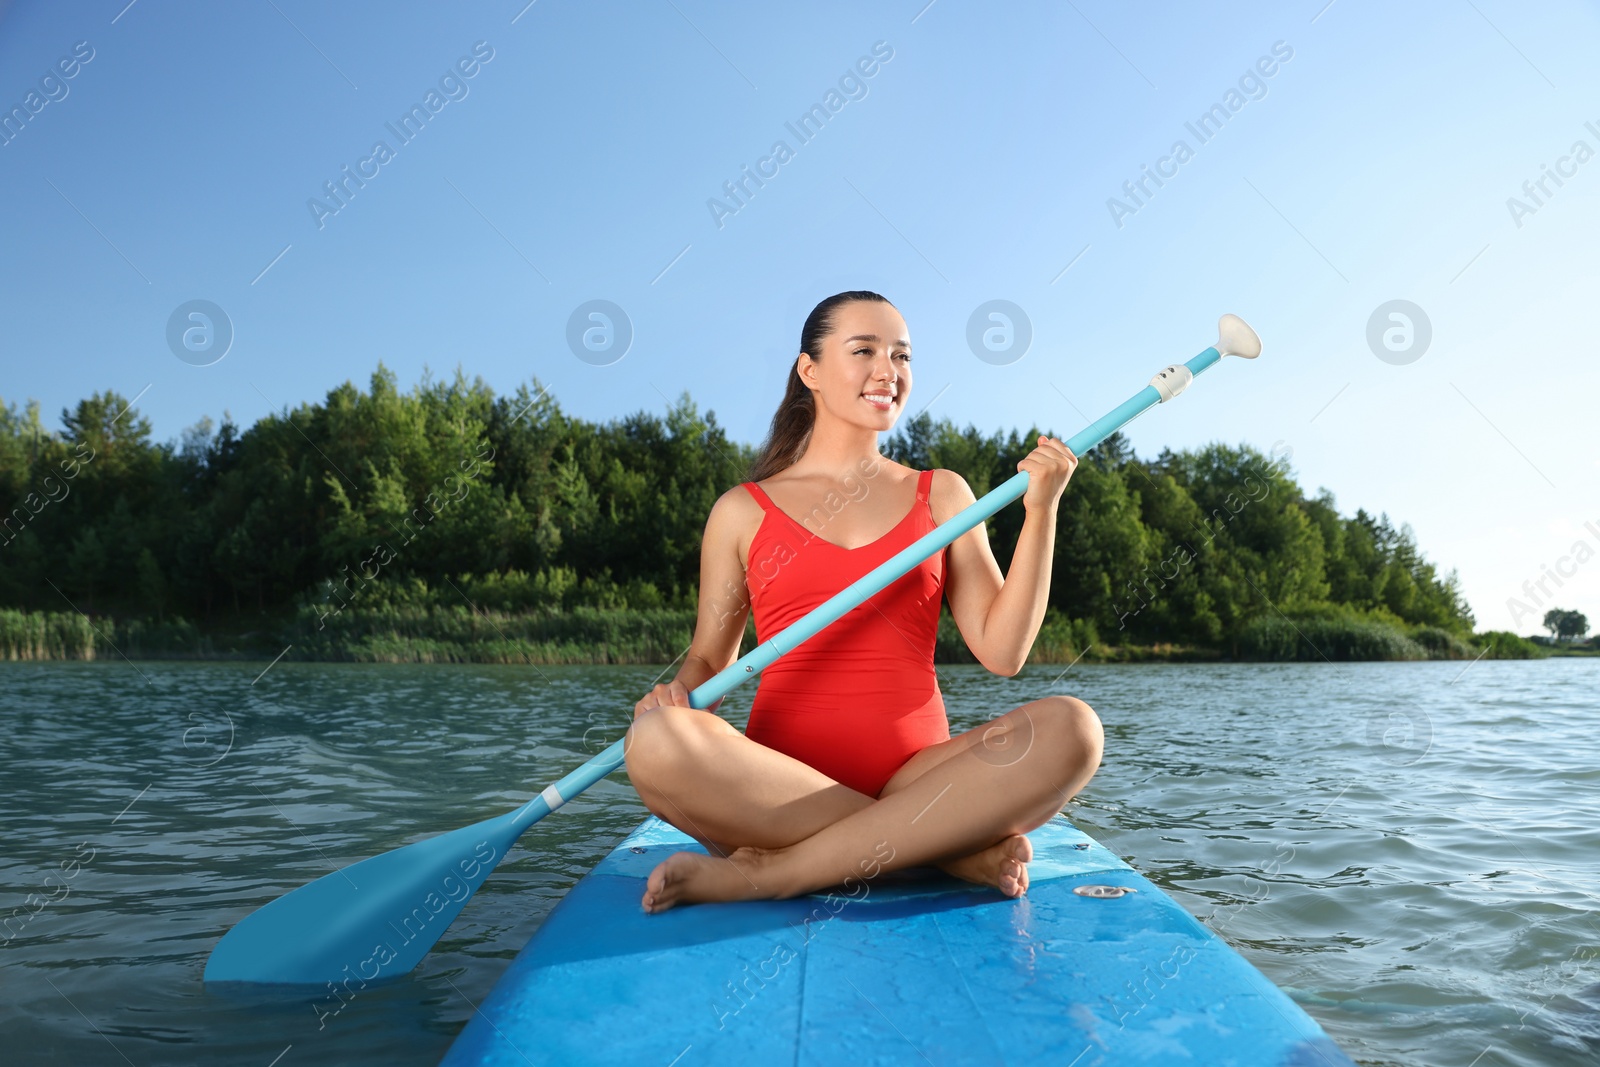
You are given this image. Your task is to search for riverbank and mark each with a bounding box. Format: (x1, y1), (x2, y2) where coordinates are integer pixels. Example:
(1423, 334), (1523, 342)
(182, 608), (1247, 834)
(0, 606), (1546, 663)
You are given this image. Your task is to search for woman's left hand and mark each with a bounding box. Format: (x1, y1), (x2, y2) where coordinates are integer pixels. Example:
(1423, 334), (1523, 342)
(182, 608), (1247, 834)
(1018, 435), (1078, 513)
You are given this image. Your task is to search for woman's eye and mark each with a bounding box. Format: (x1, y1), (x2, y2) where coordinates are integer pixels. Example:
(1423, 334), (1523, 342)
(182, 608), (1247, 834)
(854, 347), (871, 356)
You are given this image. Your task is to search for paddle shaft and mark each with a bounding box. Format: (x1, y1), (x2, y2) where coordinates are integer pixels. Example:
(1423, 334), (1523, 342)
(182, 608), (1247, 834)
(515, 343), (1225, 828)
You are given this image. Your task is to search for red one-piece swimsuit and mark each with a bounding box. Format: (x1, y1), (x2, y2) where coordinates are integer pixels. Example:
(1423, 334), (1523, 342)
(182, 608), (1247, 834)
(740, 469), (951, 798)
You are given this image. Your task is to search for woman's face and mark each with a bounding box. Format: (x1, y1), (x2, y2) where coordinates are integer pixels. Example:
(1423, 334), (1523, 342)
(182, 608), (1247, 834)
(798, 301), (912, 434)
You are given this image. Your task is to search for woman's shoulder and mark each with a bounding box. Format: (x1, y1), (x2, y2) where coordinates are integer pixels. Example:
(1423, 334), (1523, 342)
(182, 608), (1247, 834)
(925, 468), (976, 522)
(710, 482), (766, 523)
(698, 484), (768, 562)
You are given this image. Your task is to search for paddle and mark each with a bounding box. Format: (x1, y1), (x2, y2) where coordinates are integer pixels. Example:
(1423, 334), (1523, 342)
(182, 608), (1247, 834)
(204, 314), (1261, 985)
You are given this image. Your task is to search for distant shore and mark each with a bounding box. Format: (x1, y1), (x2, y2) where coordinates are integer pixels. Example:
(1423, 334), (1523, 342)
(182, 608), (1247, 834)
(2, 379), (1505, 674)
(0, 607), (1553, 664)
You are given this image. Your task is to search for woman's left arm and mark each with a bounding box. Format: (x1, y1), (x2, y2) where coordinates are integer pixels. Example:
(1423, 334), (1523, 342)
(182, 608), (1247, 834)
(936, 436), (1079, 676)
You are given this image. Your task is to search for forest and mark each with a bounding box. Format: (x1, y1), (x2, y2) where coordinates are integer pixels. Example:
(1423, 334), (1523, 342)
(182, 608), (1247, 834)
(0, 366), (1541, 663)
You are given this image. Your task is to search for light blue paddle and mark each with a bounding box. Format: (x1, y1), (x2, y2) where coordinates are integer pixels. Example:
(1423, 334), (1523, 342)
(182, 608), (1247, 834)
(204, 314), (1261, 985)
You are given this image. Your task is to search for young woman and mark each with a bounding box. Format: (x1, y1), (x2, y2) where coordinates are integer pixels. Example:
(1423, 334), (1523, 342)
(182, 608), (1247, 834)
(623, 290), (1103, 913)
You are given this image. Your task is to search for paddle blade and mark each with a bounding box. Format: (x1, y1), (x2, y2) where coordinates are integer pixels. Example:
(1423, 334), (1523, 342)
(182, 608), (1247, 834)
(204, 810), (522, 985)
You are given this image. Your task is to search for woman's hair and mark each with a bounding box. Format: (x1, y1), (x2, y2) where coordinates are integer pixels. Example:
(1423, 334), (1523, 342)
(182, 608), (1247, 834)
(748, 290), (893, 481)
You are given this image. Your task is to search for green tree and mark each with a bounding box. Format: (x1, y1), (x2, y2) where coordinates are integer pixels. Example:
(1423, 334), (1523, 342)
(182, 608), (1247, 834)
(1544, 608), (1589, 642)
(65, 527), (108, 608)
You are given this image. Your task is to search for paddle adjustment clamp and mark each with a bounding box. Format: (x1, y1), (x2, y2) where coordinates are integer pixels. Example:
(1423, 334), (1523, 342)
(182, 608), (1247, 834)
(1150, 364), (1193, 402)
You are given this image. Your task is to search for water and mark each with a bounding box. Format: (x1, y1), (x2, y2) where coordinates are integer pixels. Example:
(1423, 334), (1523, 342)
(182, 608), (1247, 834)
(1, 659), (1596, 1066)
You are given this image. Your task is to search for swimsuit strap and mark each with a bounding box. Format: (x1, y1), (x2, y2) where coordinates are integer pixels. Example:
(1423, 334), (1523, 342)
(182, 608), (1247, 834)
(915, 468), (934, 504)
(742, 481), (777, 511)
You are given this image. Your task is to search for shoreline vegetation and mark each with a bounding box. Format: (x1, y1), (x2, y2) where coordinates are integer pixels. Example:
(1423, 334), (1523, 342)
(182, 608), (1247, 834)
(0, 604), (1552, 664)
(0, 366), (1562, 665)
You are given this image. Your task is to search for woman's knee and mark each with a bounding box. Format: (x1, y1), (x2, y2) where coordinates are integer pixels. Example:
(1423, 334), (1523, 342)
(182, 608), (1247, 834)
(1033, 695), (1104, 773)
(623, 705), (722, 779)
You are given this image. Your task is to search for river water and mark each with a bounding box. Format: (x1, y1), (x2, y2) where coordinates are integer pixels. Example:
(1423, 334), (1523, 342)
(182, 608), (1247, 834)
(1, 659), (1596, 1066)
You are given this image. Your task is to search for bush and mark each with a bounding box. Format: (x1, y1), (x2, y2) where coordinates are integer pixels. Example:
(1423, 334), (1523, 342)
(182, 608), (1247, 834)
(1234, 614), (1428, 661)
(0, 608), (97, 660)
(285, 603), (707, 664)
(935, 610), (1110, 665)
(0, 610), (211, 660)
(1471, 630), (1546, 659)
(1410, 626), (1476, 658)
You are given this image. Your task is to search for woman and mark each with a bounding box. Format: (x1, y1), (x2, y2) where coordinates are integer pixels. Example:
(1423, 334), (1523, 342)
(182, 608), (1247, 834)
(623, 290), (1103, 914)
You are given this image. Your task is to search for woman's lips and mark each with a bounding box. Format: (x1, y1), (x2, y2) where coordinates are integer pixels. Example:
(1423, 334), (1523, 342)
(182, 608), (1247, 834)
(862, 393), (895, 410)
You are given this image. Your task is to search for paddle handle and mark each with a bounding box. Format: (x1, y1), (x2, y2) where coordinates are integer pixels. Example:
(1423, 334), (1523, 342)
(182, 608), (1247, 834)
(514, 343), (1227, 827)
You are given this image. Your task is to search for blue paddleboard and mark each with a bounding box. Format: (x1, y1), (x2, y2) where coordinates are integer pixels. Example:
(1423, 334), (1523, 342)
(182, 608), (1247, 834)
(440, 813), (1355, 1066)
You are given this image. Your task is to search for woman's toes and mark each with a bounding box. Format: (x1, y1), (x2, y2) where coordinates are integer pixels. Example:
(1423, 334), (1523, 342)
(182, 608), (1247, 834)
(1000, 856), (1025, 897)
(936, 833), (1034, 896)
(641, 859), (673, 912)
(1008, 835), (1033, 895)
(640, 846), (781, 913)
(1006, 833), (1034, 866)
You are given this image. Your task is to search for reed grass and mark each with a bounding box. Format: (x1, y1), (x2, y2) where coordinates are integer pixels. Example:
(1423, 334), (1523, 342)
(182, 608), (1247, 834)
(0, 607), (1543, 664)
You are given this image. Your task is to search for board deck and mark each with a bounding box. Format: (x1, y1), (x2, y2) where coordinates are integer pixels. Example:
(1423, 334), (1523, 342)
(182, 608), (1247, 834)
(440, 813), (1355, 1066)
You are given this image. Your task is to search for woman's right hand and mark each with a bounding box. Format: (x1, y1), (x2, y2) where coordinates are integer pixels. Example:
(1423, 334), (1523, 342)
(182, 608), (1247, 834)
(634, 679), (692, 719)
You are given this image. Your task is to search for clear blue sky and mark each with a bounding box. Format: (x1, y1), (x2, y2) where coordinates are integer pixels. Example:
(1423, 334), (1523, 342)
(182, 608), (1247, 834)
(2, 0), (1596, 634)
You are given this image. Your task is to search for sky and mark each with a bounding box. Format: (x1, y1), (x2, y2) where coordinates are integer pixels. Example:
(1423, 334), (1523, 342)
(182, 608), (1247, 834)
(2, 0), (1597, 636)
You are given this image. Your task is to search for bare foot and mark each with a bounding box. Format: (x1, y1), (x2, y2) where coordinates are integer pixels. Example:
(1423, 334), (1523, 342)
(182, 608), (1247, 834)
(936, 833), (1033, 897)
(641, 845), (784, 914)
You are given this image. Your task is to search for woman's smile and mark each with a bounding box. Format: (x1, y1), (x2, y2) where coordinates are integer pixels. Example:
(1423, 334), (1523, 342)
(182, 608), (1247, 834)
(862, 390), (896, 412)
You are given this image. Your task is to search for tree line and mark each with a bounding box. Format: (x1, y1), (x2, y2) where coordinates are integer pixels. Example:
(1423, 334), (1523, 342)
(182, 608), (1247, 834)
(0, 365), (1520, 661)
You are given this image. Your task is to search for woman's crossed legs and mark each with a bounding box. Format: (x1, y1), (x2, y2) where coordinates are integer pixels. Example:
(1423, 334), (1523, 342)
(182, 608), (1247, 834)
(621, 695), (1104, 913)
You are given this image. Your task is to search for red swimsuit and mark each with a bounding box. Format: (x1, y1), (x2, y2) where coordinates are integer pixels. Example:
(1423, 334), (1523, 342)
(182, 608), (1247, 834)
(741, 469), (951, 797)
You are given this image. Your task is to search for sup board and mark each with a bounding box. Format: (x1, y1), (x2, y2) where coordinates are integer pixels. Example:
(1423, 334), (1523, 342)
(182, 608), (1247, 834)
(439, 813), (1355, 1066)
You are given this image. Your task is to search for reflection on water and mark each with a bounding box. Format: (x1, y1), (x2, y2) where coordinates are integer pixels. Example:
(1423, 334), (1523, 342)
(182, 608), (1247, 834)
(1, 659), (1596, 1066)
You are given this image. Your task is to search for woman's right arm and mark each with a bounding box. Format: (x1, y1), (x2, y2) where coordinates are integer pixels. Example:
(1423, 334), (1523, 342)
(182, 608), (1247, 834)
(633, 487), (759, 718)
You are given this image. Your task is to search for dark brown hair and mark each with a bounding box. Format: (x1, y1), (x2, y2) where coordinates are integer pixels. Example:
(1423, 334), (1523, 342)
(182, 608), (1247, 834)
(748, 290), (893, 481)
